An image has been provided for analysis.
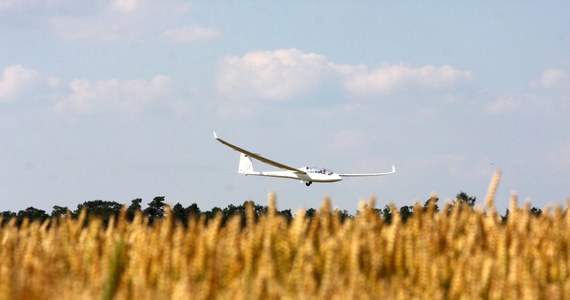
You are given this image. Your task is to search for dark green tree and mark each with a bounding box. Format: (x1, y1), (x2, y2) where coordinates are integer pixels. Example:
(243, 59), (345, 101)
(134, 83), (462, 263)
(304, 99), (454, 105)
(186, 203), (201, 220)
(126, 198), (143, 221)
(399, 205), (414, 223)
(0, 211), (16, 225)
(305, 208), (317, 219)
(455, 191), (477, 207)
(172, 203), (188, 225)
(530, 207), (542, 217)
(278, 209), (293, 222)
(202, 207), (223, 224)
(51, 206), (70, 218)
(17, 207), (49, 225)
(221, 203), (250, 226)
(75, 200), (123, 226)
(223, 204), (244, 218)
(143, 196), (166, 223)
(253, 203), (268, 217)
(331, 209), (353, 223)
(424, 196), (440, 212)
(381, 205), (393, 224)
(501, 209), (510, 223)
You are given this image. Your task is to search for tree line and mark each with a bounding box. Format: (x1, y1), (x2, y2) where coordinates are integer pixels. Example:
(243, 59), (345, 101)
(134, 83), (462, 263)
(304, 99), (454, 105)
(0, 192), (543, 228)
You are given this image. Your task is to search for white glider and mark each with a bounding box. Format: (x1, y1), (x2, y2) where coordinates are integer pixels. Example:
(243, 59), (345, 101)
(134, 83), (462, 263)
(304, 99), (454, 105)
(214, 132), (395, 186)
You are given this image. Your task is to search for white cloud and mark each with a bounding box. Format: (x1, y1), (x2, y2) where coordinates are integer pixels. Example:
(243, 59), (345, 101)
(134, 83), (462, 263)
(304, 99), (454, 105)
(536, 68), (570, 90)
(162, 26), (220, 43)
(110, 0), (139, 13)
(217, 48), (333, 101)
(485, 95), (520, 114)
(0, 65), (41, 102)
(217, 49), (472, 102)
(535, 67), (570, 114)
(0, 0), (17, 10)
(487, 66), (570, 115)
(484, 93), (554, 115)
(44, 0), (194, 42)
(0, 65), (188, 114)
(54, 75), (173, 114)
(1, 1), (216, 45)
(341, 64), (472, 96)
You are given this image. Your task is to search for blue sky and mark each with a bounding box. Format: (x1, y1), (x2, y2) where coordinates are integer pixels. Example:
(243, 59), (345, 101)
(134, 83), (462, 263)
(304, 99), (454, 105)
(1, 1), (569, 213)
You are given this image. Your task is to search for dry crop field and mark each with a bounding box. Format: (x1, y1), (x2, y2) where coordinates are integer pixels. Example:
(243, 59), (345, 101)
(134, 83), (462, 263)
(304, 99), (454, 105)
(1, 172), (569, 299)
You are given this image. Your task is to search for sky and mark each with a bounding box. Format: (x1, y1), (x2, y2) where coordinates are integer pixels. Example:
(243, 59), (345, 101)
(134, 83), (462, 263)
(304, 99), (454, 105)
(1, 1), (569, 214)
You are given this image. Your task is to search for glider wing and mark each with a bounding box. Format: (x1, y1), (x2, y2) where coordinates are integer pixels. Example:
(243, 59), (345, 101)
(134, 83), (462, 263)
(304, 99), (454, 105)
(214, 132), (305, 174)
(338, 165), (396, 177)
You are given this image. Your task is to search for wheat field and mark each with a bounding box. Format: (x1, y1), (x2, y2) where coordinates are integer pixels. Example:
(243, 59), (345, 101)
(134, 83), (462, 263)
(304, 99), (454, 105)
(1, 171), (569, 299)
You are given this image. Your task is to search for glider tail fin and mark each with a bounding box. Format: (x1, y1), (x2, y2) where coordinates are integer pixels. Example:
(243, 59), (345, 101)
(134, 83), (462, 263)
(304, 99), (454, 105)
(238, 154), (255, 175)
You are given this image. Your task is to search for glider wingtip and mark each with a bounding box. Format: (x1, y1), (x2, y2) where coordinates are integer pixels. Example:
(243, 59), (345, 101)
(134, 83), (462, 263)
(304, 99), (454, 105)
(213, 131), (219, 139)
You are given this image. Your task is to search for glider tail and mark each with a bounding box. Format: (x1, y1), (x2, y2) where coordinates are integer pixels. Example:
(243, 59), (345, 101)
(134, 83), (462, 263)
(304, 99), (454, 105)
(238, 154), (255, 175)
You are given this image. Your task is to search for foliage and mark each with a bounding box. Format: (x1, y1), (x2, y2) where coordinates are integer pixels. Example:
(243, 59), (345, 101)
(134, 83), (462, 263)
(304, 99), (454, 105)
(455, 191), (477, 207)
(143, 196), (166, 223)
(75, 200), (122, 226)
(0, 189), (545, 229)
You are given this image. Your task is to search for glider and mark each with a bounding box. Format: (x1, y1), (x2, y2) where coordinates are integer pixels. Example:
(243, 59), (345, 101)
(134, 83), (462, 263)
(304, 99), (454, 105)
(214, 132), (395, 186)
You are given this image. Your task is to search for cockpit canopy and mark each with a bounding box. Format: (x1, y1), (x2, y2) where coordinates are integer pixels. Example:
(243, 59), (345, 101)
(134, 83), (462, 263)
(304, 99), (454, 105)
(305, 167), (334, 175)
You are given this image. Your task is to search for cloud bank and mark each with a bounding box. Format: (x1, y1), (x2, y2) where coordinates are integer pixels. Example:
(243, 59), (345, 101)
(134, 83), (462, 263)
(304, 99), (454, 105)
(54, 75), (173, 114)
(48, 0), (193, 42)
(1, 0), (218, 44)
(217, 48), (472, 101)
(486, 67), (570, 115)
(537, 68), (570, 90)
(162, 26), (221, 43)
(217, 49), (333, 101)
(0, 64), (184, 114)
(341, 64), (472, 96)
(0, 65), (40, 102)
